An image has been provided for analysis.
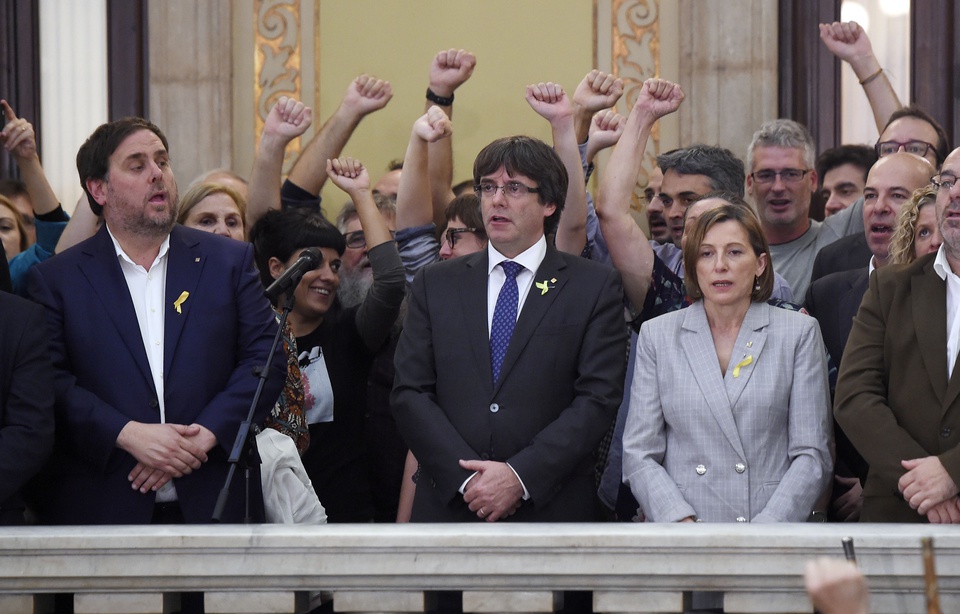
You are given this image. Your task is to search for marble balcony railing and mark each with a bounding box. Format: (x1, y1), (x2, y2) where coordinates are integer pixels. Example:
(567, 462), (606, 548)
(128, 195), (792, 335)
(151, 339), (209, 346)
(0, 523), (956, 614)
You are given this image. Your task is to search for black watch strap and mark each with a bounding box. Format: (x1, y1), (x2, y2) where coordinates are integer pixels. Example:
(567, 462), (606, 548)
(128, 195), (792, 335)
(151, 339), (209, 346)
(426, 88), (454, 106)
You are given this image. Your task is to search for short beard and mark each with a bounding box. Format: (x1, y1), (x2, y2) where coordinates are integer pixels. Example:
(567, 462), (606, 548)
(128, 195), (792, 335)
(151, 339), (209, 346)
(127, 211), (176, 239)
(106, 185), (178, 240)
(337, 267), (374, 308)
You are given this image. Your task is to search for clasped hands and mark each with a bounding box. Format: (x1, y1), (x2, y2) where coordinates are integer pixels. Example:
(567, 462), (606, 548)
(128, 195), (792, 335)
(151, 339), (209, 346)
(117, 421), (217, 494)
(459, 459), (523, 522)
(898, 456), (960, 523)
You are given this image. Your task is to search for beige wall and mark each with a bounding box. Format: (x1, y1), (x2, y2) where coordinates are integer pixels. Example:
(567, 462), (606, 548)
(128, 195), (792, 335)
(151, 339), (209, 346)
(312, 0), (594, 213)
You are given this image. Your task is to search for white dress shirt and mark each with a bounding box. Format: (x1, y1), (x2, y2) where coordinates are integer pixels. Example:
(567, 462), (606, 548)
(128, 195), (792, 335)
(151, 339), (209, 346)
(462, 235), (548, 502)
(933, 245), (960, 379)
(107, 225), (176, 501)
(486, 235), (547, 334)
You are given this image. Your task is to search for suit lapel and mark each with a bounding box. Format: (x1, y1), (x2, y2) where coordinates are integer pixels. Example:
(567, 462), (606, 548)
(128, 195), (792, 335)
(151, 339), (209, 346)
(460, 251), (495, 389)
(840, 270), (869, 323)
(163, 227), (205, 377)
(492, 248), (567, 396)
(913, 262), (948, 406)
(77, 226), (153, 385)
(724, 302), (768, 411)
(680, 302), (747, 460)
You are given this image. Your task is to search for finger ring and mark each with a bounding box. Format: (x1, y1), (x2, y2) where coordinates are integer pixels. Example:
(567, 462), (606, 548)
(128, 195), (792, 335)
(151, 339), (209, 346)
(479, 508), (485, 517)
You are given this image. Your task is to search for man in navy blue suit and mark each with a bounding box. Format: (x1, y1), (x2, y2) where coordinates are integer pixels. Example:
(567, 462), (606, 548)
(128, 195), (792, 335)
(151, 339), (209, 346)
(29, 118), (284, 526)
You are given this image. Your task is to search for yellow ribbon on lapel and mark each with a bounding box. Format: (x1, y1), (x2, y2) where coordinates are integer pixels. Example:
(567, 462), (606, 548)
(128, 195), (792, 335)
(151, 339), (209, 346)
(173, 291), (190, 314)
(732, 355), (753, 378)
(535, 278), (557, 296)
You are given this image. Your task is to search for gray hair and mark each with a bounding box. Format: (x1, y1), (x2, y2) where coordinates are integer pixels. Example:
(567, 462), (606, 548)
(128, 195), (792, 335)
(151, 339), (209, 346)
(335, 192), (397, 232)
(657, 145), (746, 198)
(746, 119), (816, 171)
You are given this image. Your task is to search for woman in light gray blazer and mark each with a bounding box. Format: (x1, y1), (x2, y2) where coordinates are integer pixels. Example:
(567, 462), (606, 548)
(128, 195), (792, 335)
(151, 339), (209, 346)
(623, 198), (832, 523)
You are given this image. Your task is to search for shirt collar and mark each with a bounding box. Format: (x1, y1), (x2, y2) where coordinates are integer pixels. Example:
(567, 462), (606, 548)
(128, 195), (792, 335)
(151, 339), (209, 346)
(934, 244), (955, 281)
(106, 224), (171, 270)
(487, 235), (547, 275)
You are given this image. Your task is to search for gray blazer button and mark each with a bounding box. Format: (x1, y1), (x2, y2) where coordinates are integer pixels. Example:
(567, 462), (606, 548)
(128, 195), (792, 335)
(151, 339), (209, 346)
(696, 464), (706, 476)
(736, 516), (747, 523)
(735, 463), (746, 474)
(490, 403), (499, 413)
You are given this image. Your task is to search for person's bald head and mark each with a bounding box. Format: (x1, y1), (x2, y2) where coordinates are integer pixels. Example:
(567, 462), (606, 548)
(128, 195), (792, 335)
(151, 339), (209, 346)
(862, 152), (934, 267)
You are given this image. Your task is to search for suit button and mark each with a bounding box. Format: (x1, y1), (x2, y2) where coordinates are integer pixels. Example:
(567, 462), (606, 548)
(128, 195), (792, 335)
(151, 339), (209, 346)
(696, 464), (706, 476)
(481, 452), (489, 460)
(490, 403), (499, 413)
(148, 399), (159, 408)
(942, 428), (952, 438)
(735, 463), (746, 474)
(736, 516), (747, 523)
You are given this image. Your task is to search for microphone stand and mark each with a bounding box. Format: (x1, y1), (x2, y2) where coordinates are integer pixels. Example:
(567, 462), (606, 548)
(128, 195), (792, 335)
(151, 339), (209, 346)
(212, 289), (296, 523)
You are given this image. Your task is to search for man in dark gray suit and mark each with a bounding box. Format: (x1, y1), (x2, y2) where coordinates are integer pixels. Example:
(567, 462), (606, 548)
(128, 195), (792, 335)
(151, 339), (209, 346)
(392, 135), (627, 523)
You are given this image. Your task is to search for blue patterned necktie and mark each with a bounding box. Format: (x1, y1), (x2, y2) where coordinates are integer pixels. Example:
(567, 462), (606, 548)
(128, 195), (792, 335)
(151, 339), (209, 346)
(490, 260), (523, 384)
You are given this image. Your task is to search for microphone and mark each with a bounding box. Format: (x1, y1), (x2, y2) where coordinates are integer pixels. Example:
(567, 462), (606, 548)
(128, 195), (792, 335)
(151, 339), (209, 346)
(264, 247), (323, 301)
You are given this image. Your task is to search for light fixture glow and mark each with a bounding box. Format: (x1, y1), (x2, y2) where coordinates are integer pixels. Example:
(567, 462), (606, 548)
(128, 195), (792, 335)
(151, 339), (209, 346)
(879, 0), (910, 17)
(840, 1), (871, 32)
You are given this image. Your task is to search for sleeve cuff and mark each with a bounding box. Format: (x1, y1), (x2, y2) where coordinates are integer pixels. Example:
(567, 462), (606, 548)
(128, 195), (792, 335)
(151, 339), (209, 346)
(506, 462), (530, 500)
(459, 472), (478, 495)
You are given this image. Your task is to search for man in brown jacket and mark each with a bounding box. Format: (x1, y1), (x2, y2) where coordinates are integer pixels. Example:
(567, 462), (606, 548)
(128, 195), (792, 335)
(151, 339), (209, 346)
(836, 146), (960, 523)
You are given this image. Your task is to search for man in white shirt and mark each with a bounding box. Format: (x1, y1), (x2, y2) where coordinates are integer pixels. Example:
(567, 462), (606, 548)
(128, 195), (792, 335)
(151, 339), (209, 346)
(29, 117), (285, 527)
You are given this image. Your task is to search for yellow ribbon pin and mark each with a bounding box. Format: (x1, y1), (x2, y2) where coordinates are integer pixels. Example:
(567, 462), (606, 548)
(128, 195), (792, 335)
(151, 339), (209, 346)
(732, 355), (753, 378)
(173, 291), (189, 314)
(535, 278), (557, 296)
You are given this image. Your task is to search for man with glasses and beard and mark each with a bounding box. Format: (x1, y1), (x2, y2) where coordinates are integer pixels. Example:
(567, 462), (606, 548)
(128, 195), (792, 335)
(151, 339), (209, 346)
(335, 194), (397, 308)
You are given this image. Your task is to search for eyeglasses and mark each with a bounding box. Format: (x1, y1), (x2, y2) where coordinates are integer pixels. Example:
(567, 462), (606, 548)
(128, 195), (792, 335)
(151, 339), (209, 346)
(442, 227), (479, 248)
(750, 168), (811, 184)
(932, 173), (958, 192)
(343, 230), (396, 249)
(473, 182), (540, 199)
(876, 140), (935, 158)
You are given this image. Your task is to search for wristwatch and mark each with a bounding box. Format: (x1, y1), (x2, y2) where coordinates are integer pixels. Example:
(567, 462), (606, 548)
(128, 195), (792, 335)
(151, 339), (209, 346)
(426, 88), (454, 106)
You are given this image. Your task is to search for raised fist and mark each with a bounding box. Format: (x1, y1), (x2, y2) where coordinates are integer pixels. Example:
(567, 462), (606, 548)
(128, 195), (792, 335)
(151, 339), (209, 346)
(413, 106), (453, 143)
(573, 69), (624, 113)
(429, 48), (477, 98)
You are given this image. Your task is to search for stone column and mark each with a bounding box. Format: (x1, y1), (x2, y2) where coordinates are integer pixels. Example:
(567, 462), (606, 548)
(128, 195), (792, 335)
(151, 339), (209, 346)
(148, 1), (234, 186)
(677, 0), (778, 165)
